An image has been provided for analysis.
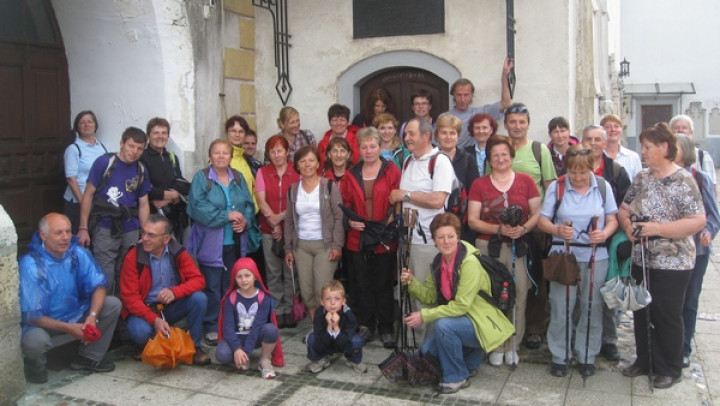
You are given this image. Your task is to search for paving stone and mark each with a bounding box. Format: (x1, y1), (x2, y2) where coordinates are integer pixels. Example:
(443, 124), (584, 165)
(565, 387), (631, 406)
(496, 381), (566, 405)
(280, 386), (362, 405)
(146, 364), (231, 391)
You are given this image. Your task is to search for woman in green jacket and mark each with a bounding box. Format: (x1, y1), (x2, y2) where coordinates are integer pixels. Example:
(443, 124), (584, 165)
(402, 213), (514, 394)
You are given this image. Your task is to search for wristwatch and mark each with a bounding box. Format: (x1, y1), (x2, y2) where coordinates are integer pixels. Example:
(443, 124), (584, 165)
(403, 191), (412, 202)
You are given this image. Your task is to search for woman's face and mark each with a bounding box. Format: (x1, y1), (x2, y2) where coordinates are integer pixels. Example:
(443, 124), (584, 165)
(472, 119), (493, 146)
(433, 225), (459, 258)
(329, 144), (349, 170)
(436, 126), (459, 152)
(567, 166), (592, 189)
(330, 116), (349, 136)
(550, 126), (570, 148)
(603, 121), (623, 143)
(226, 122), (246, 147)
(373, 100), (387, 115)
(268, 145), (289, 168)
(297, 151), (319, 178)
(77, 114), (96, 138)
(281, 114), (301, 136)
(378, 121), (397, 145)
(210, 143), (232, 170)
(148, 125), (169, 152)
(641, 139), (667, 167)
(489, 143), (513, 172)
(360, 139), (380, 163)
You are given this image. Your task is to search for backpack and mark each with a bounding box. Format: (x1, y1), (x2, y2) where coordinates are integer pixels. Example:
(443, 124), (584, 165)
(96, 153), (146, 194)
(474, 253), (516, 312)
(403, 151), (466, 217)
(691, 167), (703, 194)
(72, 140), (108, 159)
(551, 174), (607, 222)
(202, 167), (245, 191)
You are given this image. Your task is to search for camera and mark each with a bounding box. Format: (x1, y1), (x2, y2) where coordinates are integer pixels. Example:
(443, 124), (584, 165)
(630, 214), (651, 237)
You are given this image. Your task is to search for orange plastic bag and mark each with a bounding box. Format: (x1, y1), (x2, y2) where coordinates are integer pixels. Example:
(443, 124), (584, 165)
(141, 327), (196, 369)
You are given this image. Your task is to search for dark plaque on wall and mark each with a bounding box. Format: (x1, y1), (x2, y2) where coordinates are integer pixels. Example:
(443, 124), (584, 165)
(353, 0), (444, 39)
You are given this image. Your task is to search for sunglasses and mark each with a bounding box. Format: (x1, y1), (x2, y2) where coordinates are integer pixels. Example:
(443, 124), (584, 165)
(566, 148), (592, 157)
(504, 105), (528, 115)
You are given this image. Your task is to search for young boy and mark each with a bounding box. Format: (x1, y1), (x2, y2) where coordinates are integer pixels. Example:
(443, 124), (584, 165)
(306, 280), (367, 373)
(216, 258), (284, 378)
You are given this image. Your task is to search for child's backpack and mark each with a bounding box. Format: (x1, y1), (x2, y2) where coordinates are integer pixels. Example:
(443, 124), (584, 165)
(403, 151), (466, 217)
(474, 253), (516, 312)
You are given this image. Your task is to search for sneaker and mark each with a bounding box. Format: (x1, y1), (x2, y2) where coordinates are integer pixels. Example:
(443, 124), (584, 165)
(23, 359), (48, 384)
(468, 369), (478, 377)
(437, 379), (469, 394)
(504, 350), (519, 366)
(346, 360), (368, 373)
(682, 355), (691, 368)
(284, 314), (297, 329)
(308, 357), (330, 373)
(577, 363), (596, 377)
(600, 343), (620, 361)
(193, 347), (211, 365)
(277, 314), (288, 329)
(524, 334), (542, 349)
(380, 333), (396, 349)
(236, 363), (250, 371)
(70, 355), (115, 373)
(488, 352), (504, 366)
(258, 358), (276, 379)
(204, 331), (218, 346)
(550, 363), (567, 377)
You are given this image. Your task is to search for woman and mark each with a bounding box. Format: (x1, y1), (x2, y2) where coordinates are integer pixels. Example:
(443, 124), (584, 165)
(63, 110), (108, 233)
(463, 113), (497, 177)
(225, 115), (258, 211)
(467, 135), (540, 366)
(274, 106), (316, 163)
(284, 146), (344, 321)
(538, 145), (619, 377)
(322, 136), (353, 184)
(186, 139), (260, 345)
(546, 116), (579, 176)
(340, 127), (401, 348)
(318, 104), (360, 168)
(140, 117), (190, 241)
(617, 123), (705, 389)
(373, 113), (408, 168)
(401, 213), (514, 394)
(675, 134), (720, 368)
(255, 135), (301, 329)
(351, 87), (394, 128)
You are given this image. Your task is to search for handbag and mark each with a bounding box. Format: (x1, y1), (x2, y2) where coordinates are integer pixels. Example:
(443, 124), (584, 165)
(289, 262), (306, 322)
(542, 239), (580, 286)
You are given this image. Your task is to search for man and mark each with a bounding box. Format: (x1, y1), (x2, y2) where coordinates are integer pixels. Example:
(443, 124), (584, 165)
(119, 214), (210, 364)
(504, 103), (557, 349)
(78, 127), (151, 294)
(243, 129), (263, 176)
(600, 114), (642, 181)
(19, 213), (121, 383)
(670, 114), (717, 190)
(390, 118), (455, 338)
(582, 125), (631, 362)
(440, 57), (514, 149)
(399, 89), (435, 138)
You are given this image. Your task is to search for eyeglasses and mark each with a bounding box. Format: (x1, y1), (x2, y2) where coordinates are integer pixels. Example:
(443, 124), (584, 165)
(141, 230), (167, 239)
(413, 101), (430, 106)
(566, 148), (592, 157)
(504, 105), (528, 115)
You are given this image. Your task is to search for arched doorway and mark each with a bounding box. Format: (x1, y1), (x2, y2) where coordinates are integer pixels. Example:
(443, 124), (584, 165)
(358, 68), (448, 125)
(0, 0), (69, 251)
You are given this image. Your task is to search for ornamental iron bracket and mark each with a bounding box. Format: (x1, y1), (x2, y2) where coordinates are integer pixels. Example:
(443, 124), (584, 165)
(506, 0), (516, 99)
(253, 0), (292, 105)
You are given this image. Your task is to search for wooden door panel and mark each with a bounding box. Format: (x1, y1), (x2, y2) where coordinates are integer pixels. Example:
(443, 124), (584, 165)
(0, 65), (25, 141)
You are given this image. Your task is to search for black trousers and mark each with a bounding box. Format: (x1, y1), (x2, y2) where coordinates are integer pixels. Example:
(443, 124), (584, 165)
(349, 251), (396, 335)
(631, 265), (691, 378)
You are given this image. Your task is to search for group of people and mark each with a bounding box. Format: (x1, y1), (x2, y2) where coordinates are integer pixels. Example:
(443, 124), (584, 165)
(17, 68), (717, 396)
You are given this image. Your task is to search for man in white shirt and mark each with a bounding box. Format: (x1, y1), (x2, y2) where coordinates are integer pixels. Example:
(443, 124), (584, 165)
(670, 114), (717, 193)
(600, 114), (642, 181)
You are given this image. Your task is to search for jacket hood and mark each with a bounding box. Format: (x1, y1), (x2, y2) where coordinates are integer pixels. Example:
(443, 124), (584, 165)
(227, 257), (269, 296)
(28, 231), (79, 262)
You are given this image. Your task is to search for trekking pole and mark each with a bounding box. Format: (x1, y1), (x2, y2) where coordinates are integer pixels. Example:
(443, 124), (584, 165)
(583, 216), (599, 388)
(510, 237), (517, 369)
(641, 234), (653, 392)
(563, 221), (572, 370)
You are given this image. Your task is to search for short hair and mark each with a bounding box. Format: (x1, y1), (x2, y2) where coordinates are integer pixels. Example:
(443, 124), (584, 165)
(324, 137), (353, 170)
(548, 117), (570, 134)
(363, 88), (394, 120)
(409, 117), (433, 140)
(504, 102), (530, 124)
(38, 213), (70, 234)
(639, 122), (678, 161)
(485, 134), (515, 159)
(265, 134), (289, 153)
(599, 114), (622, 128)
(669, 114), (695, 133)
(276, 106), (299, 129)
(356, 126), (381, 147)
(372, 112), (399, 130)
(209, 139), (234, 158)
(564, 144), (594, 171)
(411, 89), (433, 106)
(293, 145), (320, 173)
(245, 129), (257, 140)
(581, 125), (607, 141)
(468, 113), (498, 138)
(327, 104), (350, 122)
(434, 114), (462, 138)
(146, 213), (172, 235)
(321, 279), (346, 298)
(146, 117), (170, 136)
(121, 126), (148, 144)
(676, 133), (697, 167)
(429, 212), (461, 239)
(73, 110), (98, 134)
(225, 115), (250, 133)
(450, 78), (475, 95)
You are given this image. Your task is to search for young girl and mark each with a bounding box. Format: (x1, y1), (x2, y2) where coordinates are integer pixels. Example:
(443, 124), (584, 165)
(216, 258), (284, 378)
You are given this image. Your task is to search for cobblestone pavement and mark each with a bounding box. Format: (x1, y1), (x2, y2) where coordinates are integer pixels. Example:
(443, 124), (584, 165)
(18, 248), (720, 406)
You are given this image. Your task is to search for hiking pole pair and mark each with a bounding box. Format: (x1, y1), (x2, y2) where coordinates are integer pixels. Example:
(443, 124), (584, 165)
(563, 221), (573, 371)
(631, 214), (653, 392)
(583, 216), (599, 388)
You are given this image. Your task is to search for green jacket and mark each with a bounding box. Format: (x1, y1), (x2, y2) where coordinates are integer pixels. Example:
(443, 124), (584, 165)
(408, 240), (514, 353)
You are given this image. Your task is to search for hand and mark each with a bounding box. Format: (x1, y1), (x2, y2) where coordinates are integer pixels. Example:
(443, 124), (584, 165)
(400, 268), (413, 285)
(404, 311), (423, 328)
(502, 224), (525, 240)
(285, 252), (294, 269)
(701, 231), (712, 247)
(233, 348), (249, 368)
(556, 224), (574, 241)
(66, 322), (86, 342)
(267, 213), (284, 227)
(156, 288), (176, 305)
(389, 189), (407, 204)
(588, 229), (606, 245)
(328, 249), (342, 262)
(272, 225), (282, 240)
(503, 56), (514, 76)
(153, 317), (171, 337)
(329, 312), (340, 326)
(633, 222), (660, 238)
(349, 220), (365, 231)
(78, 229), (91, 247)
(152, 199), (172, 210)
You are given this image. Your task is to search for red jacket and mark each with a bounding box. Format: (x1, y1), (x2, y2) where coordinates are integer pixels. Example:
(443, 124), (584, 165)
(120, 239), (205, 324)
(318, 125), (360, 169)
(258, 164), (300, 234)
(340, 158), (401, 253)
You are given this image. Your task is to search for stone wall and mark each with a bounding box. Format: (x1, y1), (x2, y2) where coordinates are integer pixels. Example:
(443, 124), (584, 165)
(0, 205), (24, 403)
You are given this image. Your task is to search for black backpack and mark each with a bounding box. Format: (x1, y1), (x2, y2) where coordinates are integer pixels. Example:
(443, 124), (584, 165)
(475, 253), (516, 312)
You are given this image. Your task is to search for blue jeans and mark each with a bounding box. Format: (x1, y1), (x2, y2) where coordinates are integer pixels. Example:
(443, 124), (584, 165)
(215, 323), (279, 364)
(200, 244), (237, 333)
(420, 316), (484, 383)
(683, 253), (710, 356)
(306, 332), (364, 363)
(126, 291), (207, 348)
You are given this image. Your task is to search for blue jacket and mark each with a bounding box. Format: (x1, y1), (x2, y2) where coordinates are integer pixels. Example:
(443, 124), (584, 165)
(19, 233), (107, 335)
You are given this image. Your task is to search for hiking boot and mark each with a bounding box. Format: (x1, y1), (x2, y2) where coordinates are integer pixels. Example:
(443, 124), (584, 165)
(682, 355), (691, 368)
(258, 358), (276, 379)
(357, 325), (373, 342)
(437, 379), (469, 394)
(308, 357), (330, 373)
(24, 359), (48, 384)
(524, 334), (542, 349)
(193, 347), (211, 365)
(70, 355), (115, 373)
(204, 331), (218, 346)
(346, 360), (368, 373)
(550, 363), (567, 377)
(577, 363), (595, 377)
(380, 333), (395, 349)
(621, 364), (647, 378)
(600, 343), (620, 361)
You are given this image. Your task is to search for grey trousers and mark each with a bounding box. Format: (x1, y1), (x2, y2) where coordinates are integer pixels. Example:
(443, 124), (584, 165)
(92, 227), (139, 295)
(262, 234), (294, 315)
(22, 296), (121, 365)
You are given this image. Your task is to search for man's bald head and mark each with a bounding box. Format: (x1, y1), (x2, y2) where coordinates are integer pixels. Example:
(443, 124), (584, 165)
(39, 213), (72, 258)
